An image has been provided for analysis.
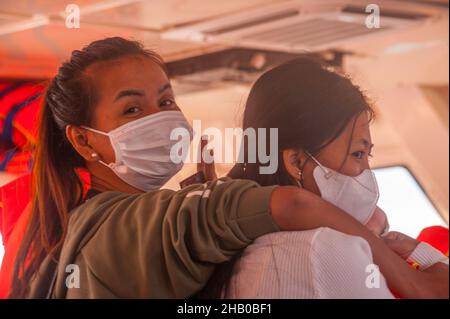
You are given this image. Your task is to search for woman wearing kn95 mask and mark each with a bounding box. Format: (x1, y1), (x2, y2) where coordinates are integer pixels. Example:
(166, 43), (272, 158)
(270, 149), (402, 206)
(198, 57), (449, 299)
(5, 38), (445, 299)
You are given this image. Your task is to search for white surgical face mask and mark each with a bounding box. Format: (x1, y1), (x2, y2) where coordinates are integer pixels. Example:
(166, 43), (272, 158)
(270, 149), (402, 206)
(83, 110), (193, 191)
(306, 152), (379, 225)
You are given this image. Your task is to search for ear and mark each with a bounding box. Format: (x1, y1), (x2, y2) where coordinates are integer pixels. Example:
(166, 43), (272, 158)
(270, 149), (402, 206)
(65, 125), (96, 162)
(281, 149), (308, 182)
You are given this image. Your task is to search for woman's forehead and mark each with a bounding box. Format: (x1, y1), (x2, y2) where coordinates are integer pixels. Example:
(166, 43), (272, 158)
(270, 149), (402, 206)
(85, 55), (168, 98)
(344, 113), (372, 150)
(355, 111), (370, 126)
(353, 113), (371, 136)
(328, 113), (372, 149)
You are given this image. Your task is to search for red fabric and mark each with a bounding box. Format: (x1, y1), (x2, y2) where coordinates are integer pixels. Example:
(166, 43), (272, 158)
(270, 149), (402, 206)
(1, 81), (41, 240)
(0, 174), (32, 299)
(0, 151), (32, 173)
(0, 170), (90, 298)
(0, 202), (32, 298)
(0, 174), (31, 245)
(0, 82), (42, 151)
(416, 226), (449, 257)
(0, 81), (41, 298)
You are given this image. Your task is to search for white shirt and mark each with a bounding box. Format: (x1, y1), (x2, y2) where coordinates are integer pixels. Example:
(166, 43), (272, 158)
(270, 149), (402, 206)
(224, 228), (448, 299)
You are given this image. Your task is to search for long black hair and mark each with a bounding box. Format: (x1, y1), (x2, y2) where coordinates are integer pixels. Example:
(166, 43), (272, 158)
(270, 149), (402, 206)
(198, 57), (374, 298)
(10, 37), (166, 298)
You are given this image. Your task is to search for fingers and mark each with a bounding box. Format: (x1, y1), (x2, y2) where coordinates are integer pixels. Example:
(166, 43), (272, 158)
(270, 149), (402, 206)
(383, 231), (415, 242)
(366, 207), (388, 236)
(382, 231), (403, 240)
(197, 135), (217, 181)
(382, 235), (401, 251)
(382, 231), (420, 259)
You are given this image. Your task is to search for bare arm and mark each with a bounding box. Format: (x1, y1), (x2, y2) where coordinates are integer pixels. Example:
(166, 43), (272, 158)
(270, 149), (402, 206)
(269, 186), (448, 299)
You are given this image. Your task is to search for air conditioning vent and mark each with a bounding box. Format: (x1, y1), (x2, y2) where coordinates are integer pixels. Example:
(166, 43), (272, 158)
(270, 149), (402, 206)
(203, 8), (301, 36)
(240, 17), (387, 50)
(162, 0), (442, 53)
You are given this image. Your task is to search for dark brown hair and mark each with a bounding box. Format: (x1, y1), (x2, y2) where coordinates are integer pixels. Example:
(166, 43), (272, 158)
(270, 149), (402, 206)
(10, 37), (166, 298)
(198, 57), (374, 298)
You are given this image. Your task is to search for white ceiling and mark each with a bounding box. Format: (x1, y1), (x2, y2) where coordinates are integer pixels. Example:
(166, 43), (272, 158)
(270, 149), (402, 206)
(0, 0), (448, 82)
(0, 0), (284, 78)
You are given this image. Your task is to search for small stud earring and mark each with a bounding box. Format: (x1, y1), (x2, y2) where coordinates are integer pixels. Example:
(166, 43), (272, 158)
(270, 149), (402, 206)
(91, 152), (99, 160)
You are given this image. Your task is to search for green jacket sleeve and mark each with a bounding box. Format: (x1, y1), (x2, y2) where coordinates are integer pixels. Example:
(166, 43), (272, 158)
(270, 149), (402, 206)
(68, 178), (279, 298)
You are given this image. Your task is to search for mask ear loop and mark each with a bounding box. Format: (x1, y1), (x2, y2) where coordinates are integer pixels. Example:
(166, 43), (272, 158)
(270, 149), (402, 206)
(81, 126), (113, 168)
(81, 125), (109, 136)
(305, 151), (333, 179)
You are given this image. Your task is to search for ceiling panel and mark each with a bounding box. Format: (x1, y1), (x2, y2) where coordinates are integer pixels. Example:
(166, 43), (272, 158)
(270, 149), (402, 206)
(0, 14), (22, 27)
(0, 0), (287, 78)
(0, 0), (106, 16)
(0, 23), (215, 78)
(81, 0), (284, 30)
(0, 0), (286, 30)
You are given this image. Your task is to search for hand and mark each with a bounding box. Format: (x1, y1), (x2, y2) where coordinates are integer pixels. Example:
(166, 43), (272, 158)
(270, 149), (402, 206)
(365, 206), (389, 236)
(383, 231), (449, 298)
(419, 263), (449, 298)
(269, 187), (446, 298)
(408, 262), (450, 299)
(197, 136), (217, 181)
(382, 231), (420, 260)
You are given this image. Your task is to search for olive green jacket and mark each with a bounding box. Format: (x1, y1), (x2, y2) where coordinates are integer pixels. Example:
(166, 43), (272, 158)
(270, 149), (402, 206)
(27, 178), (279, 298)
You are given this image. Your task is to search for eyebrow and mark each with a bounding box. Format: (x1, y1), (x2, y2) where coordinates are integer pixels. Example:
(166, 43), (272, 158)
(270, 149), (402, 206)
(114, 89), (145, 102)
(158, 82), (172, 94)
(359, 138), (374, 149)
(113, 83), (172, 102)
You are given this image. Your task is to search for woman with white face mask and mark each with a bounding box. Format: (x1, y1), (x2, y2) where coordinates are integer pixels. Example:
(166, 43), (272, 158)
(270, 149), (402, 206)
(198, 58), (448, 299)
(4, 37), (430, 299)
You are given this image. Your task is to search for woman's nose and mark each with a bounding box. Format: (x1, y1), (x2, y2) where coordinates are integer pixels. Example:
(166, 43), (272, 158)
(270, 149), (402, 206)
(360, 157), (371, 172)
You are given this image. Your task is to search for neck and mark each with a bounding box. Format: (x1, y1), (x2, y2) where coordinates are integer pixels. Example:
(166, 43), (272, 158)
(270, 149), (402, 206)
(87, 162), (143, 194)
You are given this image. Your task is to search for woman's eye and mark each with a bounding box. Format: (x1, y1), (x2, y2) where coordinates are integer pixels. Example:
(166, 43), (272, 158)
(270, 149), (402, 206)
(124, 106), (141, 115)
(352, 151), (365, 159)
(160, 99), (175, 108)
